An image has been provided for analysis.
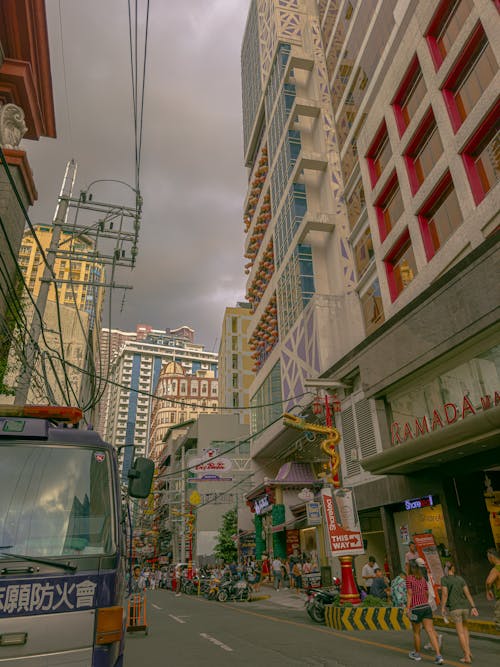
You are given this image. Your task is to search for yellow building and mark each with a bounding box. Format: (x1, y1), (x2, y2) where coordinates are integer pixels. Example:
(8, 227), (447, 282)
(218, 302), (254, 425)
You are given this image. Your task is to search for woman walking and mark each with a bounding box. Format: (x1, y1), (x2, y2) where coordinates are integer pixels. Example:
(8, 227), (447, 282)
(440, 562), (478, 663)
(406, 560), (444, 664)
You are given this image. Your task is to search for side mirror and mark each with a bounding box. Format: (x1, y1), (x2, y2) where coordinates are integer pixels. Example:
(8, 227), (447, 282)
(128, 457), (154, 498)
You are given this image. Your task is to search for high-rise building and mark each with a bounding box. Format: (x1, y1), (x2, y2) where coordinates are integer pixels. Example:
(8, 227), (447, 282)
(102, 324), (218, 479)
(240, 0), (499, 591)
(218, 302), (254, 425)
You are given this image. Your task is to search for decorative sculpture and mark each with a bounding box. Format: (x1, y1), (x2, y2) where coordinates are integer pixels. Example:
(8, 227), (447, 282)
(0, 103), (28, 149)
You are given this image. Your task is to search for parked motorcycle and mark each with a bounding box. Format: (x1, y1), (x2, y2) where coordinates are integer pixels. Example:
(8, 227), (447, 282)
(217, 576), (251, 602)
(305, 581), (340, 623)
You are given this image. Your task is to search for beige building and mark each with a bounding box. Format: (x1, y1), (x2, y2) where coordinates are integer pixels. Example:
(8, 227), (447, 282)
(217, 302), (254, 425)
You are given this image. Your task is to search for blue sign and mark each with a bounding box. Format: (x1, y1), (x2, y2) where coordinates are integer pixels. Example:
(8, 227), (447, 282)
(0, 574), (99, 618)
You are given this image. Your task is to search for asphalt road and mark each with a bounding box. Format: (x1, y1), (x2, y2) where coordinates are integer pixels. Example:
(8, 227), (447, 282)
(124, 589), (499, 667)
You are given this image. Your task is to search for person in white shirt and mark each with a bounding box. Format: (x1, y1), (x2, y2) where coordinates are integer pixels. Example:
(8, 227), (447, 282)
(361, 556), (379, 594)
(272, 557), (283, 590)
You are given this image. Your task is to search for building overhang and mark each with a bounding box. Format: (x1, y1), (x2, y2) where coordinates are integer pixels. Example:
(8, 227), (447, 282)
(362, 405), (500, 475)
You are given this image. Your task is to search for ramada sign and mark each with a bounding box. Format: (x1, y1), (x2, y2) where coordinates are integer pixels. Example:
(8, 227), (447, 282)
(391, 391), (499, 445)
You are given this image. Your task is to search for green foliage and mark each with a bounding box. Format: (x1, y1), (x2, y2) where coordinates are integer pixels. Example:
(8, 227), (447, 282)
(360, 595), (389, 607)
(213, 508), (237, 563)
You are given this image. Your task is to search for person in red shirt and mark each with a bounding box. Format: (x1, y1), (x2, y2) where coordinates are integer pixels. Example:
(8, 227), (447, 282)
(406, 560), (444, 664)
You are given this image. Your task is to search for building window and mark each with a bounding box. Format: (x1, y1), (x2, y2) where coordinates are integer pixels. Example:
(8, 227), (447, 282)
(385, 231), (418, 301)
(418, 175), (463, 259)
(393, 60), (427, 136)
(374, 174), (404, 241)
(346, 178), (366, 231)
(353, 227), (374, 279)
(231, 317), (238, 333)
(360, 278), (385, 335)
(232, 393), (240, 408)
(232, 354), (238, 369)
(426, 0), (475, 69)
(462, 106), (500, 204)
(180, 381), (187, 395)
(442, 26), (497, 131)
(404, 111), (444, 194)
(366, 123), (392, 188)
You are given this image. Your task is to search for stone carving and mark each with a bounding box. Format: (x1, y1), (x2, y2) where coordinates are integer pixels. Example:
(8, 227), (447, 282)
(0, 103), (28, 149)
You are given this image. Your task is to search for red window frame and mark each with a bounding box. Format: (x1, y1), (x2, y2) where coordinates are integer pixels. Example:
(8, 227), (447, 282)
(417, 171), (462, 260)
(384, 229), (417, 302)
(441, 23), (494, 133)
(404, 108), (444, 195)
(461, 102), (500, 205)
(426, 0), (475, 70)
(374, 172), (403, 242)
(392, 58), (426, 137)
(366, 121), (391, 188)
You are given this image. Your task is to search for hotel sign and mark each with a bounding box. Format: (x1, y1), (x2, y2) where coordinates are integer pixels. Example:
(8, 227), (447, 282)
(391, 391), (499, 446)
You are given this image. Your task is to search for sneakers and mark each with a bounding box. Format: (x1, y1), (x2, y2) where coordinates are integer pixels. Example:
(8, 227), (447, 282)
(434, 657), (444, 665)
(424, 635), (443, 651)
(409, 652), (422, 661)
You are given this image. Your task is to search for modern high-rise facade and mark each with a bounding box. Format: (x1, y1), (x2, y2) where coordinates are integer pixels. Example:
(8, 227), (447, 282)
(218, 302), (254, 425)
(240, 0), (499, 593)
(102, 325), (218, 479)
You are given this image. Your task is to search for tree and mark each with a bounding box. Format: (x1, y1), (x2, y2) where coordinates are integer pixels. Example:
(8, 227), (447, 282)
(213, 508), (237, 563)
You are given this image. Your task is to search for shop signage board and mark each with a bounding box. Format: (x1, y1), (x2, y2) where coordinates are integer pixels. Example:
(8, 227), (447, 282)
(286, 529), (300, 555)
(190, 455), (232, 474)
(254, 494), (271, 515)
(321, 487), (364, 557)
(303, 572), (321, 588)
(306, 501), (322, 526)
(413, 533), (444, 603)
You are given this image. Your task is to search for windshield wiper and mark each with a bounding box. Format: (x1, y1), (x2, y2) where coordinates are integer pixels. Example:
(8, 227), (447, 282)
(0, 551), (77, 572)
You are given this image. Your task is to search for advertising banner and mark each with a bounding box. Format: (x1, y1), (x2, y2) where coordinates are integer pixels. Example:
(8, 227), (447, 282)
(286, 529), (300, 555)
(413, 533), (444, 603)
(321, 487), (364, 557)
(306, 501), (322, 526)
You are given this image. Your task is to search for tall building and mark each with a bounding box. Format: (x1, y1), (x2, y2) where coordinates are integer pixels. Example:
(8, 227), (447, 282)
(218, 302), (254, 425)
(0, 0), (56, 388)
(102, 325), (218, 479)
(9, 225), (105, 413)
(240, 0), (499, 592)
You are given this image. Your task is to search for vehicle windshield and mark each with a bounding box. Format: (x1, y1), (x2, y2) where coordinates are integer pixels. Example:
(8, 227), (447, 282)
(0, 443), (115, 557)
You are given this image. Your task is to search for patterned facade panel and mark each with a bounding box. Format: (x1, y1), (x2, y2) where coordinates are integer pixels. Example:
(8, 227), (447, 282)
(280, 301), (320, 409)
(258, 0), (277, 86)
(277, 9), (303, 43)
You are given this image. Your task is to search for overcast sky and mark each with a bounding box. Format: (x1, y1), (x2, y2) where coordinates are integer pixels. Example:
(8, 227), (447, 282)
(27, 0), (250, 352)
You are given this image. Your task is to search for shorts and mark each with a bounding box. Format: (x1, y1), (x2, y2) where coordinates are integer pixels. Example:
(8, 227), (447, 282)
(409, 604), (433, 623)
(449, 608), (469, 623)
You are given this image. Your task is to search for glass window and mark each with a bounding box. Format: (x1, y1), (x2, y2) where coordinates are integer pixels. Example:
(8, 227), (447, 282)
(401, 71), (427, 128)
(378, 180), (404, 238)
(424, 183), (463, 254)
(472, 128), (499, 197)
(387, 237), (418, 298)
(360, 278), (385, 335)
(434, 0), (475, 62)
(354, 227), (374, 278)
(0, 445), (114, 557)
(231, 317), (238, 333)
(410, 122), (444, 188)
(373, 135), (392, 182)
(454, 36), (496, 122)
(346, 179), (366, 231)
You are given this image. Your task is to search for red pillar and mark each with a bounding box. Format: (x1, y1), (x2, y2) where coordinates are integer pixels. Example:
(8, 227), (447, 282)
(339, 556), (361, 604)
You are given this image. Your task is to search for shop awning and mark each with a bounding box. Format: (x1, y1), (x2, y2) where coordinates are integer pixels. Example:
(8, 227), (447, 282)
(362, 406), (500, 475)
(271, 514), (307, 532)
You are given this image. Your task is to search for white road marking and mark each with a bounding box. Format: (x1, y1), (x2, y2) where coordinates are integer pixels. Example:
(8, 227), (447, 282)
(200, 632), (233, 652)
(152, 604), (162, 610)
(168, 614), (186, 624)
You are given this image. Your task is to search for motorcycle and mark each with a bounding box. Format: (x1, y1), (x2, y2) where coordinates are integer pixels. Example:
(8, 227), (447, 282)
(305, 580), (340, 623)
(217, 576), (251, 602)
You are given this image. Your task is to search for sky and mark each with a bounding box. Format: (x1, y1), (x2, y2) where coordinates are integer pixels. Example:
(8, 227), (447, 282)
(27, 0), (251, 352)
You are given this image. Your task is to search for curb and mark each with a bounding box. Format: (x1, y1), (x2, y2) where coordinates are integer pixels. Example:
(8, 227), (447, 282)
(249, 595), (271, 602)
(434, 616), (500, 638)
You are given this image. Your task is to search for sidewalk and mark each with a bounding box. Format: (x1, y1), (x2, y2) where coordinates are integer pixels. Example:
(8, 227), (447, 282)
(252, 586), (500, 637)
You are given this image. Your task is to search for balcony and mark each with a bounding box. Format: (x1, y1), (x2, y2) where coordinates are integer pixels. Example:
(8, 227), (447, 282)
(297, 212), (335, 242)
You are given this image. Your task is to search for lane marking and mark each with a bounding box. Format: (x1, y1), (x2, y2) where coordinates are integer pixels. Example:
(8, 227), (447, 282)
(224, 604), (467, 666)
(200, 632), (233, 652)
(152, 604), (162, 610)
(168, 614), (186, 624)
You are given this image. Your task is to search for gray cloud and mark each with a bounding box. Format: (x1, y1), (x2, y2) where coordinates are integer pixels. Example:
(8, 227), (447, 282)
(26, 0), (250, 351)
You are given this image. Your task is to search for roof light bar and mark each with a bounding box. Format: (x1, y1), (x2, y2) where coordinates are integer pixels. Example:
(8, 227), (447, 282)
(0, 405), (83, 424)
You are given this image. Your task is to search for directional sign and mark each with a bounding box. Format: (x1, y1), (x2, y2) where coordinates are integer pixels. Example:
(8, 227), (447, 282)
(321, 487), (364, 557)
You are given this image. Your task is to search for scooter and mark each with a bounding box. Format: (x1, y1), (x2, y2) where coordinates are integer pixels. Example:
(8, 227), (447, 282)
(305, 579), (340, 623)
(217, 576), (251, 602)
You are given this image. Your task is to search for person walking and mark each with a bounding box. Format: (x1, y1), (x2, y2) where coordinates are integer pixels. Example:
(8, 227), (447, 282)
(406, 560), (444, 664)
(485, 548), (500, 630)
(391, 571), (407, 608)
(272, 556), (283, 591)
(440, 561), (478, 664)
(292, 559), (303, 592)
(405, 541), (419, 574)
(361, 556), (379, 594)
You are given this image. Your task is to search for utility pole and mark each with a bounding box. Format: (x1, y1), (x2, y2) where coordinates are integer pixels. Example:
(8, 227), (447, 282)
(15, 160), (77, 405)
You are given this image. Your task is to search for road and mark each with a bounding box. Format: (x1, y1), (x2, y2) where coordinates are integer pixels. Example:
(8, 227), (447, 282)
(124, 589), (499, 666)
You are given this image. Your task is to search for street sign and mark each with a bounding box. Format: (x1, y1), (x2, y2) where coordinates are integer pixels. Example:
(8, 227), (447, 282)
(321, 487), (364, 557)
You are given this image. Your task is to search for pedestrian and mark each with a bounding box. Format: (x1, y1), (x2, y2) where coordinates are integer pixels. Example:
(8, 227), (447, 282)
(292, 559), (302, 592)
(252, 560), (262, 592)
(405, 541), (419, 574)
(272, 555), (283, 591)
(370, 568), (390, 601)
(131, 565), (145, 594)
(440, 561), (478, 664)
(361, 556), (379, 594)
(406, 559), (444, 664)
(261, 555), (270, 584)
(485, 548), (500, 630)
(390, 571), (407, 608)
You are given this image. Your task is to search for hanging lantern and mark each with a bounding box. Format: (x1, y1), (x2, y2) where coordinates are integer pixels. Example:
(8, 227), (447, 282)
(330, 394), (342, 413)
(312, 395), (323, 415)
